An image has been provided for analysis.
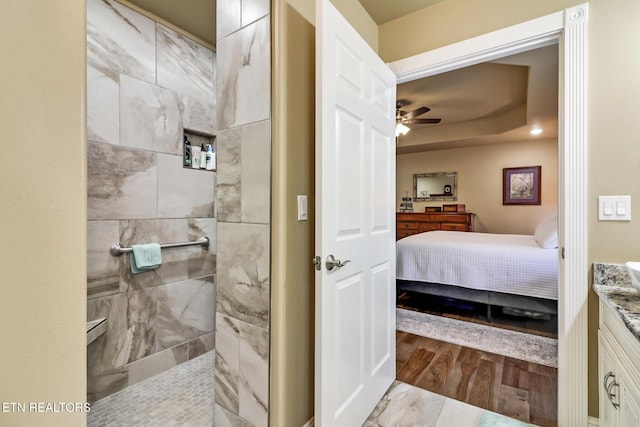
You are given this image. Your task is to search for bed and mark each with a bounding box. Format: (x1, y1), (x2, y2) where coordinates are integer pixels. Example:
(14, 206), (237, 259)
(396, 214), (559, 318)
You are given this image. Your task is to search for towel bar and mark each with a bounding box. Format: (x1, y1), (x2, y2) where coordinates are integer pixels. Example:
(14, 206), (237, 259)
(110, 236), (209, 257)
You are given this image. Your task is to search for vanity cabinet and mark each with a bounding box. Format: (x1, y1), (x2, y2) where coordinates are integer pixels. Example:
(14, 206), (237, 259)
(599, 300), (640, 426)
(396, 212), (474, 240)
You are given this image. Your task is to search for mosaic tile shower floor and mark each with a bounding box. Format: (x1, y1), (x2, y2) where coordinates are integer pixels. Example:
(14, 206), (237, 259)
(87, 351), (214, 427)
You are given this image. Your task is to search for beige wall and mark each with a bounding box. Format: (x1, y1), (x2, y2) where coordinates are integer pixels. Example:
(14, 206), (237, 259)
(397, 140), (558, 234)
(0, 1), (87, 426)
(270, 1), (316, 426)
(378, 0), (583, 63)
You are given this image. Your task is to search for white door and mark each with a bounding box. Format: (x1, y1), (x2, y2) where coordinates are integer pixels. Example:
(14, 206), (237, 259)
(315, 1), (397, 426)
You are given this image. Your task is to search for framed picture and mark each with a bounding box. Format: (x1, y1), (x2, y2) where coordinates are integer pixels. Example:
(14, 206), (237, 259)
(503, 166), (541, 205)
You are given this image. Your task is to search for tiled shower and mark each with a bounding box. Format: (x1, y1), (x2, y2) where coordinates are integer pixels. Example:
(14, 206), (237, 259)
(86, 0), (217, 403)
(85, 0), (272, 425)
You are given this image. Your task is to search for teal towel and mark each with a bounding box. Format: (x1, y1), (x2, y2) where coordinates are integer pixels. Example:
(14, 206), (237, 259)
(130, 243), (162, 274)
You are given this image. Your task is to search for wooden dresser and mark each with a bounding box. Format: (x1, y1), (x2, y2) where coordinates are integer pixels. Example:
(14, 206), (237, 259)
(396, 212), (475, 239)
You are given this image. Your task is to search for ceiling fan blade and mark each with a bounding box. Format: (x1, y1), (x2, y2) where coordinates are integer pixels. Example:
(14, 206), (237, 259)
(405, 118), (442, 124)
(404, 106), (431, 119)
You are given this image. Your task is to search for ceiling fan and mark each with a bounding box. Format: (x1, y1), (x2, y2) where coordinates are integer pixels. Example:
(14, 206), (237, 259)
(395, 100), (441, 136)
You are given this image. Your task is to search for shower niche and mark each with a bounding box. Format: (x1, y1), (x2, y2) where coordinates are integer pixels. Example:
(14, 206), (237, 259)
(183, 130), (216, 171)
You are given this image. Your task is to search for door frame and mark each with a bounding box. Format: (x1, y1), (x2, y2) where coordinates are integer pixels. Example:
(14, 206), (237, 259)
(388, 4), (589, 425)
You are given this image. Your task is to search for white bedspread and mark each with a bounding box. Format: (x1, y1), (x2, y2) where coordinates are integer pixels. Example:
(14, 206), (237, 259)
(396, 231), (558, 300)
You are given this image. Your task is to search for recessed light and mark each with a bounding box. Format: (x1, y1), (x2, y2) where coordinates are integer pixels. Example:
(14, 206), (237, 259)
(530, 127), (543, 136)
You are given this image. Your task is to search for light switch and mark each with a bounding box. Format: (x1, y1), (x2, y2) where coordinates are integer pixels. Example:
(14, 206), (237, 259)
(599, 195), (631, 221)
(604, 202), (613, 216)
(297, 195), (308, 221)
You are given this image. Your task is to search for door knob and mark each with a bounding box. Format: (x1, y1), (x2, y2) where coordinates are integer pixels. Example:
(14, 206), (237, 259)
(325, 254), (351, 271)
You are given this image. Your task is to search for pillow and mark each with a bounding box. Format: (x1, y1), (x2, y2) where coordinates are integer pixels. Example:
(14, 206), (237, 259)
(534, 214), (558, 249)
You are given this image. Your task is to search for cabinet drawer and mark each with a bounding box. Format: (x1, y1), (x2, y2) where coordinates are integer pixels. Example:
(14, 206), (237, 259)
(397, 230), (415, 239)
(398, 222), (419, 230)
(419, 223), (440, 232)
(441, 223), (469, 231)
(429, 214), (467, 223)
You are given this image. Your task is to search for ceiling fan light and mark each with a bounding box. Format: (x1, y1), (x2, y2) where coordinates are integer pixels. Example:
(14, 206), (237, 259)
(396, 122), (410, 137)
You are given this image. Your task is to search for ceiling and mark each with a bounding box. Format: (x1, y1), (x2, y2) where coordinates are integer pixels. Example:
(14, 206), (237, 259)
(358, 0), (444, 24)
(395, 44), (559, 154)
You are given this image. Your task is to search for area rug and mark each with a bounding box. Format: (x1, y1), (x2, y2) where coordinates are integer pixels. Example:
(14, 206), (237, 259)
(397, 308), (558, 368)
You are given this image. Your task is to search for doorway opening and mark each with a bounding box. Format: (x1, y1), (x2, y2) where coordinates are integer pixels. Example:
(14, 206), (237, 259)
(387, 5), (589, 426)
(393, 43), (559, 425)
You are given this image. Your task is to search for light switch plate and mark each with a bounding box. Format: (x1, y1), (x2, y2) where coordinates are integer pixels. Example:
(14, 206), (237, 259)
(598, 195), (631, 221)
(297, 195), (308, 221)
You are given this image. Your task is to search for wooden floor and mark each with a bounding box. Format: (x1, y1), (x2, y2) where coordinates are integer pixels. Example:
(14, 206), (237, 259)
(397, 331), (558, 427)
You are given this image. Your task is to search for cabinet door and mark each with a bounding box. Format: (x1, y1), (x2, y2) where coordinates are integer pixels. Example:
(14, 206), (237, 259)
(621, 373), (640, 427)
(600, 332), (620, 426)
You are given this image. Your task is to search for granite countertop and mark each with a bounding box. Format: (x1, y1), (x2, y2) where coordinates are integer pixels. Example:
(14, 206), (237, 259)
(593, 262), (640, 341)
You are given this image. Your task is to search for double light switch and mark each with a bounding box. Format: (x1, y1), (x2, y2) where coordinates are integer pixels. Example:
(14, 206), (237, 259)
(599, 195), (631, 221)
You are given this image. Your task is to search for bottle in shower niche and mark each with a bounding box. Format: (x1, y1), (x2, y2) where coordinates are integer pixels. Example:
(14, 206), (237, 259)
(200, 143), (207, 169)
(205, 144), (215, 170)
(183, 135), (191, 167)
(191, 144), (201, 168)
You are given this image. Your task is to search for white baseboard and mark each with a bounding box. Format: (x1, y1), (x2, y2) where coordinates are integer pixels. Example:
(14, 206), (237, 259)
(588, 416), (599, 426)
(302, 416), (314, 427)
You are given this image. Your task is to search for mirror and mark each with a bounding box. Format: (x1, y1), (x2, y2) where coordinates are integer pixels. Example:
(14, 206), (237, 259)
(413, 172), (458, 201)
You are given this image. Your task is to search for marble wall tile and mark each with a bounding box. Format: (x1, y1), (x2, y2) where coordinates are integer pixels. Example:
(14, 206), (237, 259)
(215, 404), (253, 427)
(156, 277), (216, 350)
(157, 153), (215, 218)
(157, 24), (215, 103)
(238, 323), (269, 427)
(217, 16), (271, 129)
(189, 332), (215, 359)
(120, 74), (183, 155)
(87, 0), (155, 83)
(87, 142), (157, 220)
(217, 223), (270, 328)
(87, 366), (129, 403)
(216, 314), (241, 413)
(87, 64), (119, 145)
(127, 342), (189, 386)
(217, 0), (242, 41)
(88, 220), (120, 299)
(242, 0), (270, 26)
(241, 121), (271, 224)
(216, 128), (242, 222)
(119, 219), (190, 291)
(182, 95), (217, 136)
(188, 218), (217, 278)
(87, 289), (157, 378)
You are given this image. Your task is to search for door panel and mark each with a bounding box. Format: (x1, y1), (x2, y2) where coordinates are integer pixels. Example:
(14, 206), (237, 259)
(335, 107), (363, 237)
(371, 262), (392, 374)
